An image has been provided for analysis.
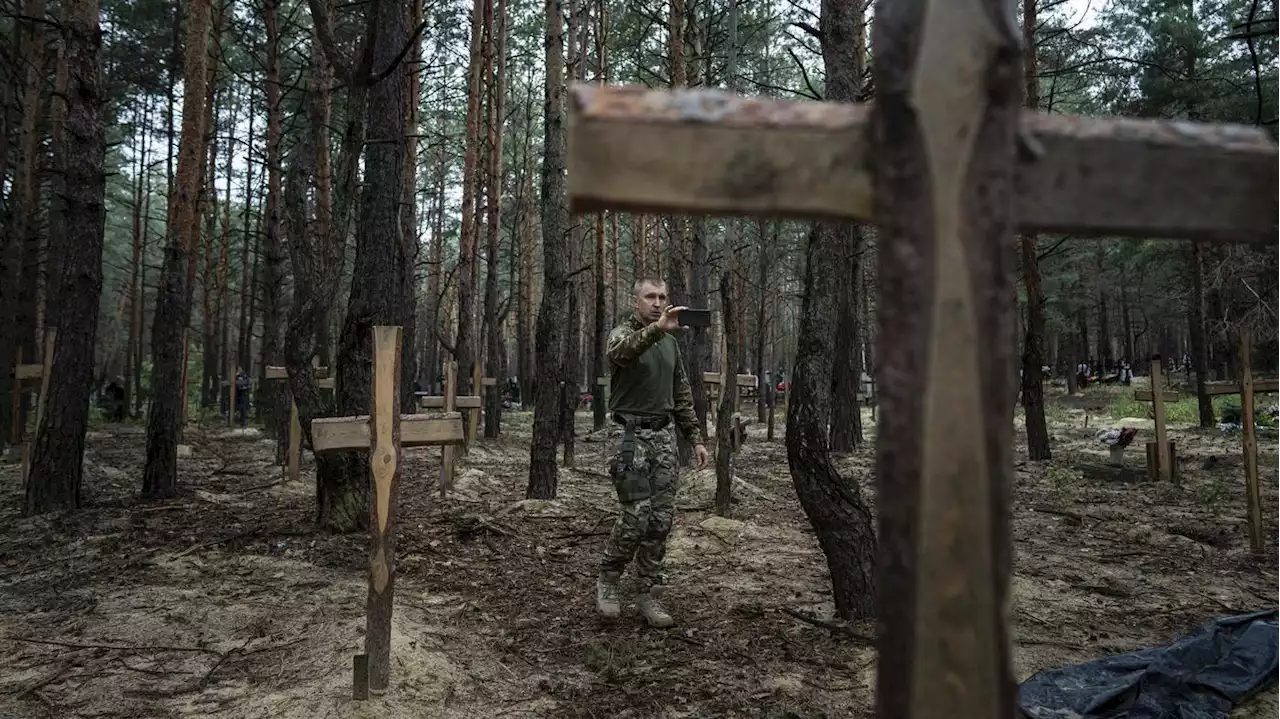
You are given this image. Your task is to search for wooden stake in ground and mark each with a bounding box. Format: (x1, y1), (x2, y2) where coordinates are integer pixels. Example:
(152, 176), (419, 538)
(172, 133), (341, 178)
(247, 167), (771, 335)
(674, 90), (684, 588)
(309, 326), (465, 696)
(15, 329), (55, 486)
(1238, 329), (1260, 553)
(566, 0), (1275, 712)
(1134, 356), (1177, 481)
(264, 363), (333, 482)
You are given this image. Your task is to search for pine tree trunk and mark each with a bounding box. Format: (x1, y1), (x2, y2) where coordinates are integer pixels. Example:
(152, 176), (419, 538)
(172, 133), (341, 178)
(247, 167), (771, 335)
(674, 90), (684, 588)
(323, 0), (410, 532)
(483, 0), (507, 439)
(754, 220), (770, 424)
(257, 0), (286, 442)
(714, 272), (738, 516)
(828, 0), (865, 454)
(398, 0), (422, 411)
(125, 100), (151, 416)
(143, 0), (211, 498)
(455, 0), (486, 406)
(559, 0), (584, 467)
(1188, 241), (1215, 426)
(0, 0), (46, 446)
(526, 0), (567, 499)
(1018, 0), (1050, 460)
(24, 0), (106, 514)
(422, 121), (446, 392)
(517, 171), (536, 407)
(784, 0), (877, 621)
(237, 100), (256, 374)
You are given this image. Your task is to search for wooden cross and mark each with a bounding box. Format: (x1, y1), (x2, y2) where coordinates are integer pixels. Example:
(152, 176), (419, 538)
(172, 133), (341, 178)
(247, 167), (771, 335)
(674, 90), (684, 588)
(1133, 356), (1179, 482)
(309, 326), (464, 697)
(416, 362), (496, 446)
(566, 0), (1275, 714)
(264, 362), (335, 483)
(9, 329), (55, 484)
(415, 360), (474, 496)
(1201, 329), (1277, 553)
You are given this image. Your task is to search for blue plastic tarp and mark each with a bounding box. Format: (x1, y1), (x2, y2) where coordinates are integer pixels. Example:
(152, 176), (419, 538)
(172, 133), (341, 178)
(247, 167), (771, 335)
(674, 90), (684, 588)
(1018, 609), (1278, 719)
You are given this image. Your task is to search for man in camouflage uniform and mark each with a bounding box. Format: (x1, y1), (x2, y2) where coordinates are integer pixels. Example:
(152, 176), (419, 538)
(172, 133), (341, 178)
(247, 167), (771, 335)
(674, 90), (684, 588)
(597, 278), (708, 627)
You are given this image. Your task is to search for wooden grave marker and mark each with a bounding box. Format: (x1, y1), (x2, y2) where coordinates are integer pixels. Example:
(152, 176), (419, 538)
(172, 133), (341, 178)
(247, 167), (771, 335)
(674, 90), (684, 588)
(1196, 329), (1277, 553)
(566, 0), (1275, 711)
(309, 326), (465, 697)
(415, 362), (495, 446)
(264, 362), (334, 482)
(9, 329), (56, 484)
(1133, 356), (1178, 481)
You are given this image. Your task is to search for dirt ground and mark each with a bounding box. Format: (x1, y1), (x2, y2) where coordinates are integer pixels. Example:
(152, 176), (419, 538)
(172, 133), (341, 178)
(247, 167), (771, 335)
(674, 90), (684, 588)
(1, 383), (1276, 718)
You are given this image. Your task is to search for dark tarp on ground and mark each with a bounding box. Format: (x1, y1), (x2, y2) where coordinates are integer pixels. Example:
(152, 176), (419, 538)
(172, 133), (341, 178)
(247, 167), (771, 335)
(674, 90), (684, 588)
(1018, 609), (1278, 719)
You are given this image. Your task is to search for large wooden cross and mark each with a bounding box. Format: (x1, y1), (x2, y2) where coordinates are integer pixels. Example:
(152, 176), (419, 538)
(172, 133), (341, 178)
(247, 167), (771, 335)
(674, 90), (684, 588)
(566, 0), (1276, 715)
(308, 326), (465, 697)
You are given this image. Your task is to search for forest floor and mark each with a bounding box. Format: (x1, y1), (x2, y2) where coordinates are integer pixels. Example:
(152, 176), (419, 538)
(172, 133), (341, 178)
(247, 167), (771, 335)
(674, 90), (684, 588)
(0, 379), (1277, 718)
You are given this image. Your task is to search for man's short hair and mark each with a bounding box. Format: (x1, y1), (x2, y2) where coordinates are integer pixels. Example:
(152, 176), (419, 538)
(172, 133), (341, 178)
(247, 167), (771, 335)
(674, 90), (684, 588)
(632, 277), (667, 295)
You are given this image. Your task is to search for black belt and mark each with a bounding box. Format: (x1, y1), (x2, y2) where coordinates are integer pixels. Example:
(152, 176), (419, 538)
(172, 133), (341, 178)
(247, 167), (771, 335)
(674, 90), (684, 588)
(614, 414), (669, 469)
(612, 414), (669, 431)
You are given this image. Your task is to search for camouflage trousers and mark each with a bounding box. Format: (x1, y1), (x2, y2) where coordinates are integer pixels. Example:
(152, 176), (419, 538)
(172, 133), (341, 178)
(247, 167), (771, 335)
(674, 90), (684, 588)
(600, 424), (679, 589)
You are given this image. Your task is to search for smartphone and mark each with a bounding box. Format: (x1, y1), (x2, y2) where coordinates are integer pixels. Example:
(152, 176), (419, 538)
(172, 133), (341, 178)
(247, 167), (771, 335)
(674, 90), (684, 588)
(679, 308), (712, 328)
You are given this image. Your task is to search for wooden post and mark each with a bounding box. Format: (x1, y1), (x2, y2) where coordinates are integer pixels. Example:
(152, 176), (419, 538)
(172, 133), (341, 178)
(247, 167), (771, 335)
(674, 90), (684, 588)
(264, 364), (333, 482)
(1150, 356), (1172, 482)
(287, 400), (301, 482)
(180, 329), (189, 432)
(20, 329), (56, 486)
(308, 327), (465, 696)
(1239, 329), (1262, 553)
(9, 345), (22, 445)
(441, 360), (457, 497)
(469, 361), (482, 447)
(365, 326), (400, 694)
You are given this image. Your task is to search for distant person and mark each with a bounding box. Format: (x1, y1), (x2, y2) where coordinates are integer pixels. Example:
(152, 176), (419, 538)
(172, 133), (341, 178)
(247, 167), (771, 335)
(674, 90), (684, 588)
(102, 376), (126, 422)
(597, 278), (707, 628)
(234, 368), (251, 426)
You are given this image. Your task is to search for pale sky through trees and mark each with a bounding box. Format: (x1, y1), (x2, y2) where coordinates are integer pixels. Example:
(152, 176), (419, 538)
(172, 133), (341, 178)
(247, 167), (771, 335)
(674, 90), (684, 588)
(1063, 0), (1103, 28)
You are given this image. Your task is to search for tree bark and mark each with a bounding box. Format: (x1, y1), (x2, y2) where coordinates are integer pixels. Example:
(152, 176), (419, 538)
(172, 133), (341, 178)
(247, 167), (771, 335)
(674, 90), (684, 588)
(455, 0), (486, 407)
(125, 99), (152, 416)
(0, 0), (46, 446)
(526, 0), (567, 499)
(754, 219), (771, 424)
(25, 0), (106, 514)
(257, 0), (287, 449)
(1019, 0), (1050, 460)
(325, 0), (410, 532)
(714, 272), (738, 516)
(784, 0), (877, 621)
(828, 0), (866, 454)
(1188, 241), (1215, 426)
(143, 0), (211, 498)
(559, 0), (585, 467)
(483, 0), (507, 438)
(398, 0), (422, 411)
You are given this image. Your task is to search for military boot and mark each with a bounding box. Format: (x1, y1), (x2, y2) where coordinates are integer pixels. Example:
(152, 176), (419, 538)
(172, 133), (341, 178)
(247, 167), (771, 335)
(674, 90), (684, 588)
(596, 572), (622, 618)
(636, 585), (674, 628)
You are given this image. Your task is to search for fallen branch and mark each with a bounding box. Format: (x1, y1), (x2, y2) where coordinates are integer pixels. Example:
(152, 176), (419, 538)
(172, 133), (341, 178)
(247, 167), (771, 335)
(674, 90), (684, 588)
(780, 608), (874, 644)
(9, 636), (219, 655)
